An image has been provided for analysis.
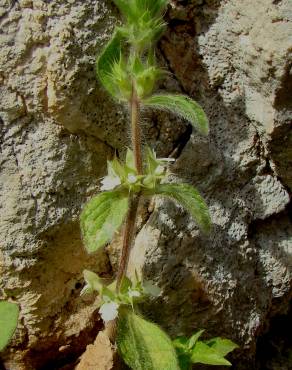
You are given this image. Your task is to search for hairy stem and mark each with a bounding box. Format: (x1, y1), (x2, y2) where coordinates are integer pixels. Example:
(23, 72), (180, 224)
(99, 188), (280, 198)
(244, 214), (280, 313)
(116, 83), (142, 291)
(130, 83), (143, 175)
(116, 194), (140, 291)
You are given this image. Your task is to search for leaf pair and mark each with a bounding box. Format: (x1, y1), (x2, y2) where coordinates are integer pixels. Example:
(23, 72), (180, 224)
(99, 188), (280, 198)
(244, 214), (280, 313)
(81, 271), (161, 323)
(0, 301), (19, 351)
(80, 182), (210, 253)
(173, 330), (238, 369)
(96, 9), (209, 136)
(97, 32), (209, 134)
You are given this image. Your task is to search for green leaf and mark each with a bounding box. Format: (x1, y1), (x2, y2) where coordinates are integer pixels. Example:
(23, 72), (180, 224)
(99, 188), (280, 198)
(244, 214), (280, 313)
(110, 157), (127, 180)
(80, 190), (129, 253)
(143, 94), (209, 135)
(172, 337), (192, 370)
(191, 342), (232, 366)
(177, 354), (192, 370)
(114, 0), (168, 21)
(136, 0), (169, 18)
(96, 31), (127, 100)
(117, 308), (180, 370)
(173, 336), (189, 351)
(146, 147), (159, 174)
(188, 330), (205, 350)
(205, 337), (239, 357)
(113, 0), (136, 21)
(153, 183), (211, 233)
(126, 149), (136, 172)
(81, 270), (103, 295)
(0, 301), (19, 351)
(119, 276), (133, 295)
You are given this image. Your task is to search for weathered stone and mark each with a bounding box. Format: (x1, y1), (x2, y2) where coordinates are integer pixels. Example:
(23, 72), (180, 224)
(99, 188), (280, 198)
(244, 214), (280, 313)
(76, 332), (113, 370)
(130, 0), (292, 368)
(0, 0), (291, 369)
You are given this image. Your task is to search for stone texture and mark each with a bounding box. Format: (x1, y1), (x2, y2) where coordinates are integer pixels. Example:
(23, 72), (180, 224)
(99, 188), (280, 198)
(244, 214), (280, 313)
(76, 332), (113, 370)
(0, 0), (291, 369)
(130, 0), (292, 368)
(0, 1), (117, 369)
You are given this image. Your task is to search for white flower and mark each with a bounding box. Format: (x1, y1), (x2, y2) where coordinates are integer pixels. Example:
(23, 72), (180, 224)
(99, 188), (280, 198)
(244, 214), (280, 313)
(99, 301), (119, 322)
(127, 174), (137, 184)
(100, 175), (121, 190)
(128, 289), (141, 298)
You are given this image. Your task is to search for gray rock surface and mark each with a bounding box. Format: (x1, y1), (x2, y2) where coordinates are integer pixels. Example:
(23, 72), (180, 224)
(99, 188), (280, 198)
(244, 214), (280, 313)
(0, 0), (291, 369)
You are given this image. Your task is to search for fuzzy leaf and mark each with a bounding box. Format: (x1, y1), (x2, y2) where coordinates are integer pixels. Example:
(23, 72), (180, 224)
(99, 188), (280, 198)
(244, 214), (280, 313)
(172, 336), (189, 350)
(81, 270), (103, 296)
(188, 330), (205, 349)
(0, 301), (19, 351)
(119, 276), (133, 295)
(143, 94), (209, 135)
(126, 149), (136, 172)
(117, 308), (180, 370)
(191, 342), (232, 366)
(96, 31), (124, 99)
(81, 190), (129, 253)
(204, 338), (239, 357)
(136, 0), (169, 17)
(113, 0), (136, 21)
(154, 183), (211, 232)
(114, 0), (168, 21)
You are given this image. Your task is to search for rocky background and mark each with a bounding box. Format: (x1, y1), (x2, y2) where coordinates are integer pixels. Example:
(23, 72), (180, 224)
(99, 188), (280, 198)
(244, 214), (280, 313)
(0, 0), (291, 369)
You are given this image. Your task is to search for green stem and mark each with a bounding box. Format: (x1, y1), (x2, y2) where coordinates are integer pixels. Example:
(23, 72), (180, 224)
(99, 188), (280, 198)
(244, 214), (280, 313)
(116, 82), (142, 292)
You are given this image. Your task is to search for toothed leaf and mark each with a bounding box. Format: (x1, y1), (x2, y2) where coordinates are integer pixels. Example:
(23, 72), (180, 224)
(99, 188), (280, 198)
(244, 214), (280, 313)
(204, 337), (239, 357)
(143, 94), (209, 135)
(0, 301), (19, 351)
(154, 183), (211, 232)
(117, 308), (180, 370)
(191, 342), (232, 366)
(96, 31), (125, 99)
(188, 330), (205, 349)
(81, 190), (129, 253)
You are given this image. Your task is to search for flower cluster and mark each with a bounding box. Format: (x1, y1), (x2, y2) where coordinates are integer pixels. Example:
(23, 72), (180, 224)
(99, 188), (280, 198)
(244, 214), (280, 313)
(100, 147), (174, 193)
(81, 270), (161, 322)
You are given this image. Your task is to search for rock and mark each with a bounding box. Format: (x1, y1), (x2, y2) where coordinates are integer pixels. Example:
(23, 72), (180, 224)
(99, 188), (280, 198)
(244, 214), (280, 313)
(76, 332), (113, 370)
(0, 0), (291, 369)
(130, 0), (292, 368)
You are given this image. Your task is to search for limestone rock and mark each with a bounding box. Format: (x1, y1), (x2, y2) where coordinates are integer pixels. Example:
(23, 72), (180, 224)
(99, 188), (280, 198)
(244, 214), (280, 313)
(76, 332), (113, 370)
(0, 0), (291, 369)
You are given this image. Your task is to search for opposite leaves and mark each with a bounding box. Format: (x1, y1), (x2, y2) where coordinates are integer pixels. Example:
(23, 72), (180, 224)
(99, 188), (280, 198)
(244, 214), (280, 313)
(0, 301), (19, 351)
(154, 183), (211, 233)
(117, 308), (180, 370)
(143, 94), (209, 135)
(80, 190), (129, 253)
(173, 331), (238, 369)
